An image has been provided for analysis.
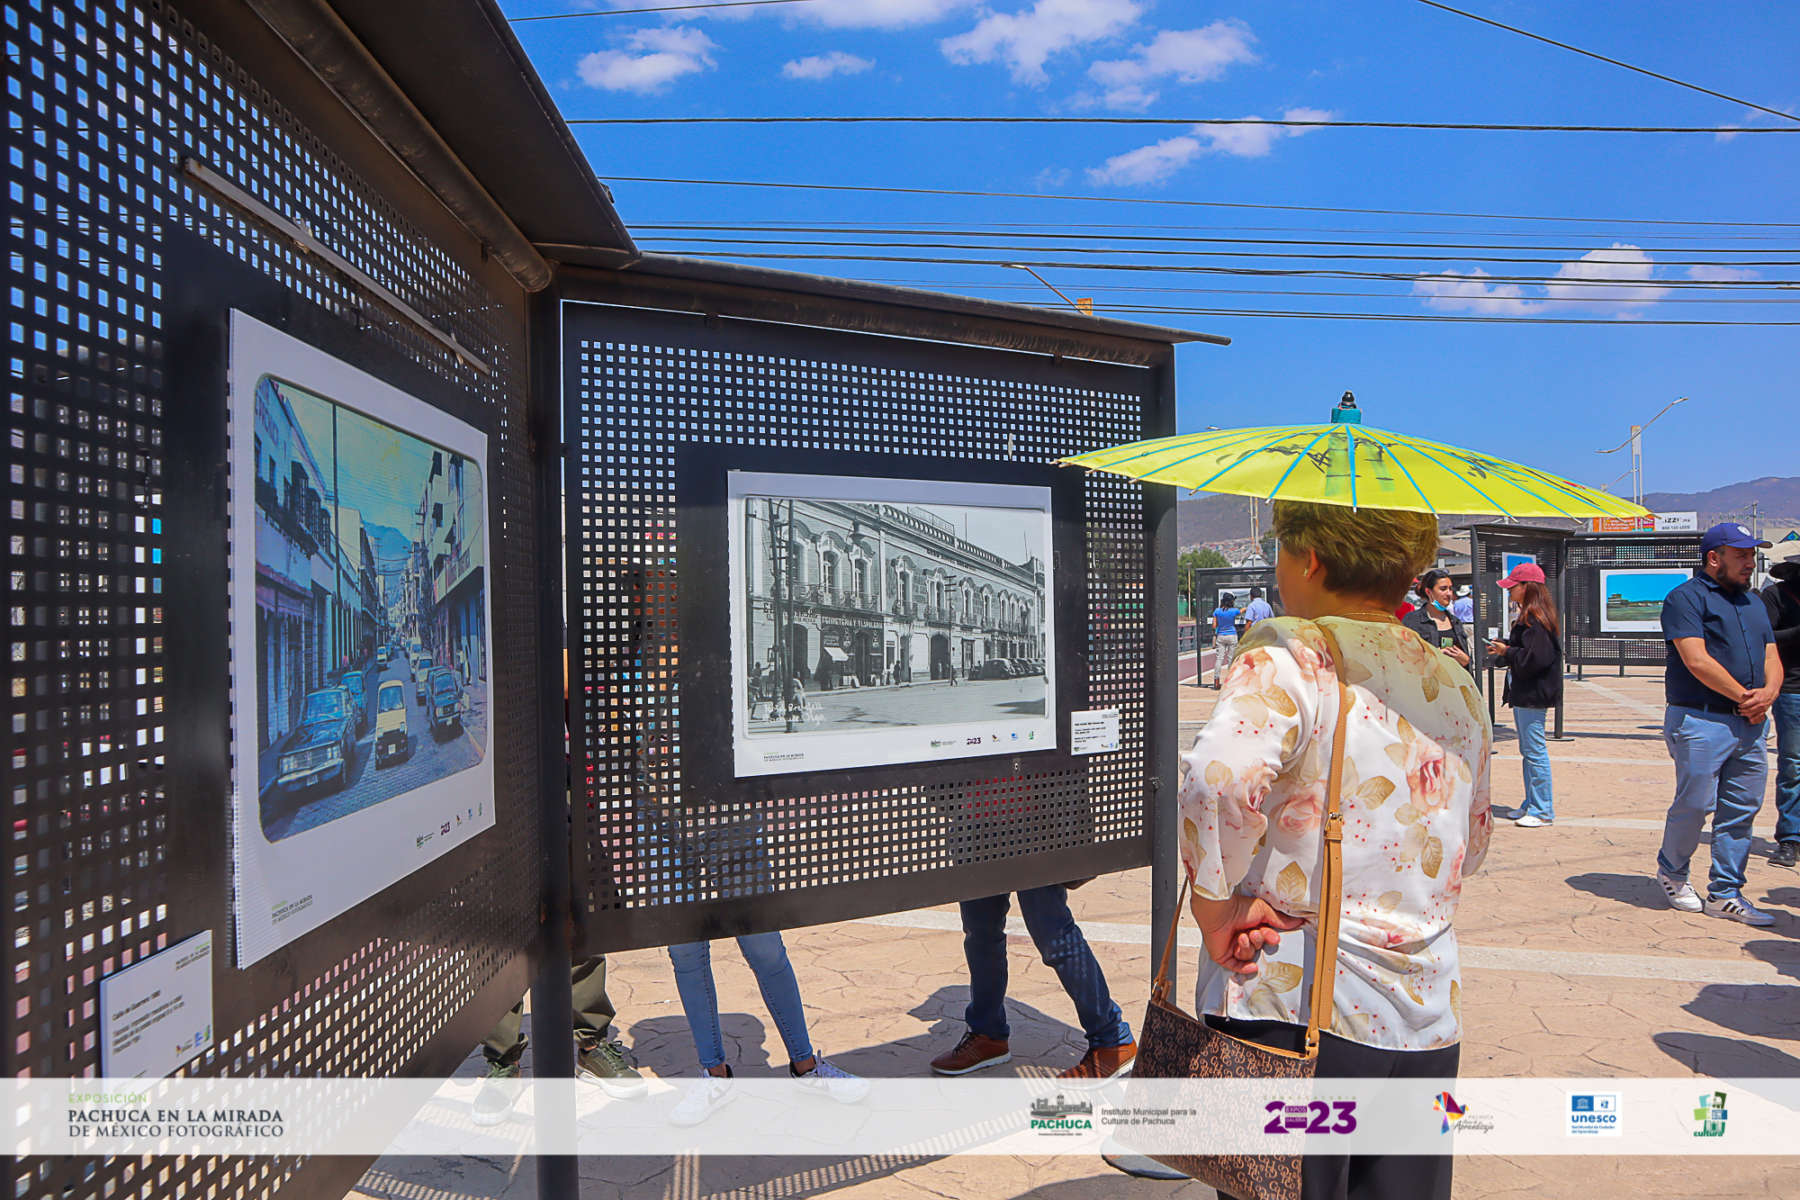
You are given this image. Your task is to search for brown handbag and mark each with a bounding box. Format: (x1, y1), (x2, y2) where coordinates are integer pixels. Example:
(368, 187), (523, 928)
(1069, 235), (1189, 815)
(1125, 625), (1353, 1198)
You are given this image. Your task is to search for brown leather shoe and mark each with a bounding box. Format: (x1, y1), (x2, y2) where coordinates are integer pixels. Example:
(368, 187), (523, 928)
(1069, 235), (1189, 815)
(930, 1032), (1012, 1076)
(1059, 1040), (1136, 1081)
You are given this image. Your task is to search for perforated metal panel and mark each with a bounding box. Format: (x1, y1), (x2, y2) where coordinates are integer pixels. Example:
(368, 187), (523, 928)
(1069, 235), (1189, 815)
(1565, 533), (1704, 667)
(6, 2), (542, 1198)
(563, 298), (1173, 951)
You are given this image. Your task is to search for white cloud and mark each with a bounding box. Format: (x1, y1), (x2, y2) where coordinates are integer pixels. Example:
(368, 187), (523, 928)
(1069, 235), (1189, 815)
(809, 0), (971, 27)
(1087, 20), (1258, 108)
(1412, 269), (1540, 315)
(577, 27), (718, 93)
(1543, 243), (1669, 308)
(941, 0), (1143, 85)
(1085, 133), (1203, 184)
(781, 50), (874, 80)
(1687, 264), (1761, 282)
(1084, 107), (1337, 184)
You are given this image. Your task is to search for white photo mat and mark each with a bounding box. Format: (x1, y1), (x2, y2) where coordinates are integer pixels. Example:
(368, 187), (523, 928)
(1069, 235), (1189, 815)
(228, 311), (495, 967)
(727, 470), (1058, 777)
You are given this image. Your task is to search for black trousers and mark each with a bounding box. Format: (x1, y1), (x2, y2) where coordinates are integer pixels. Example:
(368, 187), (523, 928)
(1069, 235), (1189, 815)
(1208, 1016), (1459, 1200)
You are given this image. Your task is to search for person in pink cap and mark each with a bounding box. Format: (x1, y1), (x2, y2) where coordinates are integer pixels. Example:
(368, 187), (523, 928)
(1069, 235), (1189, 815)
(1486, 562), (1562, 827)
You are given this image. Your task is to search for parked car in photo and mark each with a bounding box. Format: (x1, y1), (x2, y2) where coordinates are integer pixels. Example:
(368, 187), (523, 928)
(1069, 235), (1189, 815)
(413, 654), (434, 702)
(978, 659), (1015, 680)
(274, 687), (356, 797)
(407, 637), (422, 663)
(376, 644), (389, 667)
(375, 679), (409, 765)
(426, 667), (463, 736)
(340, 670), (369, 735)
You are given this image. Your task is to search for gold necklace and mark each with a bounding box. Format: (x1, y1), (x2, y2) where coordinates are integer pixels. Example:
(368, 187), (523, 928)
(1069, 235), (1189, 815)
(1327, 610), (1400, 624)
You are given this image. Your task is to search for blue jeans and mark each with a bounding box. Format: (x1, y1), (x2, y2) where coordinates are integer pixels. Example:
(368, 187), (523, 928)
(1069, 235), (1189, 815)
(640, 806), (815, 1071)
(667, 933), (814, 1072)
(1513, 707), (1554, 821)
(1774, 693), (1800, 846)
(960, 885), (1132, 1050)
(1657, 706), (1770, 900)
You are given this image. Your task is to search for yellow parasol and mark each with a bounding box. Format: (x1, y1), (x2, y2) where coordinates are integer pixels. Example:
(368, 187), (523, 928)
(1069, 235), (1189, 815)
(1058, 393), (1648, 519)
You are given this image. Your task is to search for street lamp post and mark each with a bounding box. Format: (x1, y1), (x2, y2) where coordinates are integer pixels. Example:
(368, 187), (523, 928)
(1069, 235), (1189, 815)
(1597, 396), (1687, 508)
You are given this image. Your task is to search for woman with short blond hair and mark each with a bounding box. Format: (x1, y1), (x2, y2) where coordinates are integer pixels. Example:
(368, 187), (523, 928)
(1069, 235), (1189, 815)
(1178, 499), (1493, 1200)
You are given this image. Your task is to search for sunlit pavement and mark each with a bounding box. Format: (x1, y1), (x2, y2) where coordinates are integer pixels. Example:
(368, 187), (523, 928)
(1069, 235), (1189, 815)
(355, 668), (1793, 1199)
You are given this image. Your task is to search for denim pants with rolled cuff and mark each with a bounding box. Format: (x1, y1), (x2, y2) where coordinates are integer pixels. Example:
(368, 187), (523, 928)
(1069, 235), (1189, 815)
(640, 806), (817, 1072)
(1512, 707), (1555, 821)
(960, 884), (1132, 1050)
(1656, 705), (1770, 901)
(1773, 693), (1800, 846)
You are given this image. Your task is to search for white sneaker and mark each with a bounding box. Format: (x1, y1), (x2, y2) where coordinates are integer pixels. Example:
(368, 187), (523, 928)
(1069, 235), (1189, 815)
(794, 1056), (870, 1105)
(1656, 871), (1703, 913)
(1703, 893), (1776, 927)
(1514, 815), (1550, 828)
(669, 1070), (735, 1127)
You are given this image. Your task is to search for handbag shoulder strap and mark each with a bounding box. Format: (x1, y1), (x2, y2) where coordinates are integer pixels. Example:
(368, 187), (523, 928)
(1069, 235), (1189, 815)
(1150, 619), (1353, 1063)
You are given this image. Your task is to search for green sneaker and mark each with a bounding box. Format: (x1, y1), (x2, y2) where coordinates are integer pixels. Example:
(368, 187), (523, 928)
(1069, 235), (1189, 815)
(472, 1059), (522, 1127)
(577, 1038), (647, 1099)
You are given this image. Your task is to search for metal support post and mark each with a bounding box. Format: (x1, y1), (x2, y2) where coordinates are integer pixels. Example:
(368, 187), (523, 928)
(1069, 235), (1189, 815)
(534, 289), (578, 1196)
(1146, 356), (1180, 1001)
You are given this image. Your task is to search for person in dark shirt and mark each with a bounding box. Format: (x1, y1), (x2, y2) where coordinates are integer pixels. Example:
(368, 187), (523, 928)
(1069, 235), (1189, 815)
(1762, 560), (1800, 867)
(1653, 523), (1781, 925)
(1485, 563), (1561, 827)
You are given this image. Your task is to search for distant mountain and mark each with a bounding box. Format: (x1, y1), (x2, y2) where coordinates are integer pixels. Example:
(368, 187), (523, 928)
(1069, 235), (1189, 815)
(1176, 475), (1799, 549)
(1639, 476), (1800, 527)
(365, 522), (413, 570)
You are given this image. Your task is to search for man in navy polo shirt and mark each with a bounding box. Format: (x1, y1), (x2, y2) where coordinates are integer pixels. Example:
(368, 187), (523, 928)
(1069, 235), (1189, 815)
(1653, 522), (1782, 925)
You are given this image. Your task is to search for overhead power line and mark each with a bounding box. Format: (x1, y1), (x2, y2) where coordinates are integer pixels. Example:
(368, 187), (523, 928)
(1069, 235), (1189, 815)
(631, 223), (1800, 256)
(572, 115), (1793, 134)
(597, 176), (1800, 229)
(633, 235), (1800, 268)
(839, 279), (1800, 304)
(1414, 0), (1800, 125)
(1052, 305), (1800, 327)
(629, 249), (1800, 287)
(635, 219), (1795, 242)
(510, 0), (816, 22)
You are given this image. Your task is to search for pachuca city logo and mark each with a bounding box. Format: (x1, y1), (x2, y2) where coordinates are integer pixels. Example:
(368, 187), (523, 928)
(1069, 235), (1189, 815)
(1029, 1092), (1094, 1135)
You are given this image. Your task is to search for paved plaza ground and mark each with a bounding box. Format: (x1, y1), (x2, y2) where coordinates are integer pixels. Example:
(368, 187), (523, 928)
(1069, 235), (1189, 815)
(353, 668), (1793, 1199)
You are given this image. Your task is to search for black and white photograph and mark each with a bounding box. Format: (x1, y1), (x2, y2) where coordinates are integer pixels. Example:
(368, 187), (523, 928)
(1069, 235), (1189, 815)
(727, 470), (1057, 777)
(229, 312), (495, 967)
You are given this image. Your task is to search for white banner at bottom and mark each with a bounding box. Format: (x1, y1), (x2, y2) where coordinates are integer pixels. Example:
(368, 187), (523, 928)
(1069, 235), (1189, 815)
(13, 1077), (1797, 1157)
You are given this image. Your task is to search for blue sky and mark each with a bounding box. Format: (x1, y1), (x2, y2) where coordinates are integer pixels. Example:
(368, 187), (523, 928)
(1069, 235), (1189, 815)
(285, 383), (436, 539)
(506, 0), (1798, 495)
(1605, 568), (1690, 602)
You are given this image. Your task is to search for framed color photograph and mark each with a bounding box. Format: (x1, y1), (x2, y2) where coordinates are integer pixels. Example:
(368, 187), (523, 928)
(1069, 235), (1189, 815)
(1599, 567), (1693, 633)
(726, 470), (1057, 777)
(228, 311), (495, 967)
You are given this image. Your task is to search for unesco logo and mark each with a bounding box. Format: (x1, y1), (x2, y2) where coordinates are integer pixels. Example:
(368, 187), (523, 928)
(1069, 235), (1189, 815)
(1567, 1092), (1620, 1137)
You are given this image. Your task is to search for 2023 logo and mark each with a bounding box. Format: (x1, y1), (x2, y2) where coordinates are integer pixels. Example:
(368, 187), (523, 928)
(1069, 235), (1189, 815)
(1263, 1101), (1357, 1135)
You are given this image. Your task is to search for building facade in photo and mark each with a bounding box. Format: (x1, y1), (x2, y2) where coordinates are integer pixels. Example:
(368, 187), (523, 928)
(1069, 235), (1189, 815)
(743, 499), (1046, 692)
(416, 449), (487, 687)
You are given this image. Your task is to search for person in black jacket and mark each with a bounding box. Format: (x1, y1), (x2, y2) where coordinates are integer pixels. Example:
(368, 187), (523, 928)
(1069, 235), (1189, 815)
(1403, 569), (1473, 673)
(1763, 560), (1800, 867)
(1485, 562), (1562, 827)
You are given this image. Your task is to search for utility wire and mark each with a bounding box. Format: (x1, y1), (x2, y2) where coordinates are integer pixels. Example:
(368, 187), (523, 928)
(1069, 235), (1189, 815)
(633, 250), (1800, 287)
(634, 235), (1800, 268)
(598, 176), (1800, 229)
(1050, 305), (1800, 327)
(1414, 0), (1800, 125)
(834, 280), (1800, 304)
(630, 223), (1800, 255)
(510, 0), (815, 23)
(634, 219), (1795, 242)
(573, 115), (1793, 134)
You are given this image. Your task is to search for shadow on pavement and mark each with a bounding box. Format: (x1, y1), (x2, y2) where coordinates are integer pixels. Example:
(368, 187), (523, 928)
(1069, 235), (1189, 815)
(1002, 1173), (1215, 1198)
(1564, 872), (1669, 912)
(1743, 938), (1800, 979)
(1653, 1031), (1800, 1076)
(1682, 984), (1800, 1042)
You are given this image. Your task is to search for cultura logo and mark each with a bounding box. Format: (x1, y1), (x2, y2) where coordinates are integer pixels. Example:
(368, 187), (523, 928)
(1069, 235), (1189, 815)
(1693, 1091), (1727, 1138)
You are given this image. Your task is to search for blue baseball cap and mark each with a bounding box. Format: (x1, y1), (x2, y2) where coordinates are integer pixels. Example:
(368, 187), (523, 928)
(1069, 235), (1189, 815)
(1700, 521), (1771, 553)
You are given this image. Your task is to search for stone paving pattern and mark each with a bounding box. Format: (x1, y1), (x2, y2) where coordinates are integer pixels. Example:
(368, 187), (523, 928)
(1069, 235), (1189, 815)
(352, 669), (1794, 1199)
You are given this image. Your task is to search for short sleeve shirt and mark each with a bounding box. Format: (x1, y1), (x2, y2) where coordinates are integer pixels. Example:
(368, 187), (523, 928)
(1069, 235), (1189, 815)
(1213, 607), (1241, 636)
(1662, 573), (1776, 707)
(1245, 599), (1275, 625)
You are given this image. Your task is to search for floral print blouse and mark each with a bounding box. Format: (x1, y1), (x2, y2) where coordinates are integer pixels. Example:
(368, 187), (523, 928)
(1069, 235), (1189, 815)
(1178, 615), (1493, 1051)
